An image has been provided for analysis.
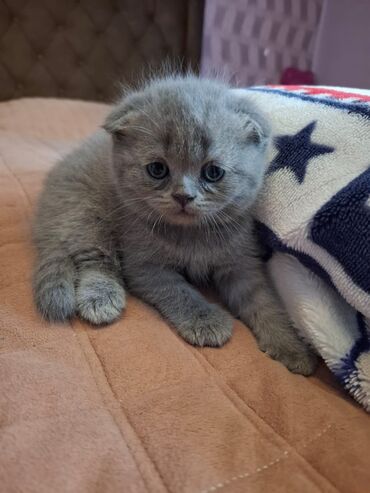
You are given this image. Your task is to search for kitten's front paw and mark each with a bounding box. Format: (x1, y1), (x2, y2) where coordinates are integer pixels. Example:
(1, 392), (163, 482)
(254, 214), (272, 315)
(77, 271), (126, 325)
(34, 279), (76, 322)
(259, 339), (318, 376)
(177, 305), (233, 347)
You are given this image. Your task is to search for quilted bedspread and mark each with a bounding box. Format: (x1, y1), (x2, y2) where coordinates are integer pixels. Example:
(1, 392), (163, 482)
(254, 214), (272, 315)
(0, 97), (370, 493)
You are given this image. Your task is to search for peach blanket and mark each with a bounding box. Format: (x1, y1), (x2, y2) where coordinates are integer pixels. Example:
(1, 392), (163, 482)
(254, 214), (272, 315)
(1, 99), (369, 493)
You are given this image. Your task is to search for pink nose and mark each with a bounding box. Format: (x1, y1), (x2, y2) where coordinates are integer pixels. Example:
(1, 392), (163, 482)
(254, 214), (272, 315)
(172, 193), (195, 208)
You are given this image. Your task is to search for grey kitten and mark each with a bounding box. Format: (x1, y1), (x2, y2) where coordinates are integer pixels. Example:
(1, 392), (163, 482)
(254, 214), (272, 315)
(33, 75), (316, 375)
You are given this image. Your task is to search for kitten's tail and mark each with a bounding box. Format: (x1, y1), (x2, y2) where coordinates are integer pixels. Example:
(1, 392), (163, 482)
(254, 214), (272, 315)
(33, 254), (76, 322)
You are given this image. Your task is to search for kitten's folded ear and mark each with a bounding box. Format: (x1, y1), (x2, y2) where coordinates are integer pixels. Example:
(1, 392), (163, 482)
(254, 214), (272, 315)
(243, 117), (269, 146)
(103, 91), (146, 138)
(228, 92), (271, 147)
(102, 105), (134, 138)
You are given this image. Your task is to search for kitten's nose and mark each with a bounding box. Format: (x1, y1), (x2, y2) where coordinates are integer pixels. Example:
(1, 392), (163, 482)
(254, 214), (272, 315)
(172, 193), (195, 208)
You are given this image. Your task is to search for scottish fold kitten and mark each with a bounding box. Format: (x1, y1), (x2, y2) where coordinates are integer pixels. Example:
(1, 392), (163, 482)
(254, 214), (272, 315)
(33, 75), (316, 375)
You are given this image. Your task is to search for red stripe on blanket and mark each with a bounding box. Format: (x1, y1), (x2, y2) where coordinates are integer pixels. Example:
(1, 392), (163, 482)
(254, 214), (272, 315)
(268, 85), (370, 102)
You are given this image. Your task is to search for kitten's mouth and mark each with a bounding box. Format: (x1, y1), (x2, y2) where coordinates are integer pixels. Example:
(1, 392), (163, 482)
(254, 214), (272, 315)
(172, 202), (197, 215)
(177, 208), (194, 216)
(169, 207), (199, 224)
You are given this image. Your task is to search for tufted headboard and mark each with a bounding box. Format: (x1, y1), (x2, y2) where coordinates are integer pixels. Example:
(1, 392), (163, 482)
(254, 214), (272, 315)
(0, 0), (204, 102)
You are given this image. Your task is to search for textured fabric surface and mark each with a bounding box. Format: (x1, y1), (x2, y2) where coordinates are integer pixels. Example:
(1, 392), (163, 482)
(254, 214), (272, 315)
(201, 0), (322, 86)
(1, 98), (370, 493)
(0, 0), (204, 102)
(243, 85), (370, 411)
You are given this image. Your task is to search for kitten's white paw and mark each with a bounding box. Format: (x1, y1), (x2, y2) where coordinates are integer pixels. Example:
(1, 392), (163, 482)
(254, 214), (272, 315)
(177, 305), (233, 347)
(76, 271), (126, 325)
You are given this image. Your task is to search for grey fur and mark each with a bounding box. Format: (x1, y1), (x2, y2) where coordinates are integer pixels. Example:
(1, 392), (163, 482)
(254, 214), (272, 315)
(33, 75), (316, 375)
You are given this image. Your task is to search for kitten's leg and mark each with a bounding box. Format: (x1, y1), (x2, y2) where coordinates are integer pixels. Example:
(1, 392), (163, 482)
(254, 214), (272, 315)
(33, 247), (126, 324)
(73, 249), (126, 325)
(214, 263), (317, 375)
(33, 254), (76, 322)
(32, 134), (127, 325)
(126, 265), (233, 346)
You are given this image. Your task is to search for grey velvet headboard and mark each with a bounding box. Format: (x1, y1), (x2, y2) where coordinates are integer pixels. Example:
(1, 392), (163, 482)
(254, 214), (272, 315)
(0, 0), (204, 102)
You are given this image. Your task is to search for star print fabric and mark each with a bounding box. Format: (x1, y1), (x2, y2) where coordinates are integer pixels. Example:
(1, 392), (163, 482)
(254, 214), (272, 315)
(238, 85), (370, 411)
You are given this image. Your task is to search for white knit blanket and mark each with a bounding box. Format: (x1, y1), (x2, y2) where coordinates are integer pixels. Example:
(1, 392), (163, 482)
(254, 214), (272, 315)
(239, 85), (370, 412)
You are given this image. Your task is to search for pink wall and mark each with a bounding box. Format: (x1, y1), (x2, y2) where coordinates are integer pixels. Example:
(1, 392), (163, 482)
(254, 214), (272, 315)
(201, 0), (370, 89)
(201, 0), (323, 86)
(313, 0), (370, 89)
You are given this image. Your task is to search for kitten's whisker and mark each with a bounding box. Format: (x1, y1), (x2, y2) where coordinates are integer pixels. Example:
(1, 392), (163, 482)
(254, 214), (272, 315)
(95, 196), (155, 227)
(217, 209), (243, 234)
(150, 212), (163, 235)
(206, 213), (225, 245)
(122, 196), (151, 206)
(95, 202), (148, 227)
(119, 208), (153, 235)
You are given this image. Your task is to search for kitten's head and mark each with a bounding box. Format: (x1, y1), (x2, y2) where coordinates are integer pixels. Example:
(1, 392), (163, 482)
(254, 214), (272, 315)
(104, 75), (270, 227)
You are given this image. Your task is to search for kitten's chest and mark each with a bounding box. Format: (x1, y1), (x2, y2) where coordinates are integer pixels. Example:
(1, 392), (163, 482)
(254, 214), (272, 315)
(122, 220), (247, 281)
(175, 241), (216, 281)
(148, 232), (230, 281)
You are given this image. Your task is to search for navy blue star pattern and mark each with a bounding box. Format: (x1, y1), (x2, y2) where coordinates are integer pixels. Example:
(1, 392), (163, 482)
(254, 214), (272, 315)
(311, 166), (370, 293)
(268, 121), (334, 184)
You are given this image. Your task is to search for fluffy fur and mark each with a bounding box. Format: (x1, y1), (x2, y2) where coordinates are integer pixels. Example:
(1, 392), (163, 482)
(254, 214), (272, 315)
(33, 75), (316, 375)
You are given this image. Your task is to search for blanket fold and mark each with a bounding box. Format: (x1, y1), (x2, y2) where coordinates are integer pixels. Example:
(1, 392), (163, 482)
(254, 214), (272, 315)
(242, 85), (370, 411)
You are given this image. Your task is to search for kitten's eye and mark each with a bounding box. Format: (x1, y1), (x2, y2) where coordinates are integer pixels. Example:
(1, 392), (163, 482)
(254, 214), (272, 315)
(201, 163), (225, 183)
(146, 161), (169, 180)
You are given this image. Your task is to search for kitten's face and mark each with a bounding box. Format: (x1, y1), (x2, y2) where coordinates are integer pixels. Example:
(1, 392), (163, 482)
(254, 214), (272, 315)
(105, 78), (270, 227)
